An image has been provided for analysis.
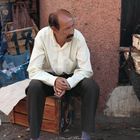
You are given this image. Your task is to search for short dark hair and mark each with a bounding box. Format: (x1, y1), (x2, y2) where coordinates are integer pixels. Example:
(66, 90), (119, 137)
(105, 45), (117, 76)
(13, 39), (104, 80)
(48, 13), (59, 30)
(48, 9), (72, 30)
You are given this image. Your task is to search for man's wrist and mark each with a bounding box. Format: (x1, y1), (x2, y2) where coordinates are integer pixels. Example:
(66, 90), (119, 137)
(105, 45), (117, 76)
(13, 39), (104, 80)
(66, 81), (71, 90)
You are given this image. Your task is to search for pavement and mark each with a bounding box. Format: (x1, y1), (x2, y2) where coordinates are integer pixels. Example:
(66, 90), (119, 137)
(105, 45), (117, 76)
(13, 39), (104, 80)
(0, 116), (140, 140)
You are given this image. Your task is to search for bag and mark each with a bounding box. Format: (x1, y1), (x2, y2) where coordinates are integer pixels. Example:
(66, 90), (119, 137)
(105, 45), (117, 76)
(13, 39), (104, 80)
(4, 50), (29, 66)
(0, 50), (29, 87)
(0, 64), (28, 87)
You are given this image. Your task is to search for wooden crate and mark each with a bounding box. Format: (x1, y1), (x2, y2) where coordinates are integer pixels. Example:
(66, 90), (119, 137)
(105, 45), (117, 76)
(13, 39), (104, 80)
(5, 27), (36, 55)
(10, 96), (62, 134)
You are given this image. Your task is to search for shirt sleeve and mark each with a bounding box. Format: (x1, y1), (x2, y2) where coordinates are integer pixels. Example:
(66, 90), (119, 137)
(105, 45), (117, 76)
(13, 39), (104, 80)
(27, 33), (57, 86)
(67, 37), (93, 88)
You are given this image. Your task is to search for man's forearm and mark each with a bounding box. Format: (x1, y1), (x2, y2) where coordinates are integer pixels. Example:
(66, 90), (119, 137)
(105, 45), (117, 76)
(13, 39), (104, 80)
(28, 70), (58, 86)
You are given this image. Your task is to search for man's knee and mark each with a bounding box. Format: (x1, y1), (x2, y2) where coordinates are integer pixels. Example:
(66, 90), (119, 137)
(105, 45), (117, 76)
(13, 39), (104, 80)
(81, 78), (100, 96)
(82, 78), (100, 100)
(26, 80), (43, 96)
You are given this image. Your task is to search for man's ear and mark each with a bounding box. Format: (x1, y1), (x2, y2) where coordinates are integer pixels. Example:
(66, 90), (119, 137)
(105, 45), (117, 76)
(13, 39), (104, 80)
(51, 26), (58, 33)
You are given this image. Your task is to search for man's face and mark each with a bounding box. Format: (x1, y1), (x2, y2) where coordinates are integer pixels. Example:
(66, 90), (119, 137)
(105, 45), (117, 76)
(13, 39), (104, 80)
(55, 15), (75, 43)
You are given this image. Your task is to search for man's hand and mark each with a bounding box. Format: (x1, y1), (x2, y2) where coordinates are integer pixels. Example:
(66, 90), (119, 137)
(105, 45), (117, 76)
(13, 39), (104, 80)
(55, 77), (69, 91)
(54, 77), (70, 97)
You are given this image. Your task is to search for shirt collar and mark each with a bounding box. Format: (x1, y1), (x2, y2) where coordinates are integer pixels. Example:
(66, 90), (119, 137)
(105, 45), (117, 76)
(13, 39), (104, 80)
(49, 27), (74, 48)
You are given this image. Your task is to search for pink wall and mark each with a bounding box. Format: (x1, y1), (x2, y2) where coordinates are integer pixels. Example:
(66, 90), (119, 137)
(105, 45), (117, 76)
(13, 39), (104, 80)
(40, 0), (121, 111)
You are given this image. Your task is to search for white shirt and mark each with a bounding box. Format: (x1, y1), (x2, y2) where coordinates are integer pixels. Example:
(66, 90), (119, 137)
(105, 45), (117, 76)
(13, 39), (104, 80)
(27, 27), (93, 88)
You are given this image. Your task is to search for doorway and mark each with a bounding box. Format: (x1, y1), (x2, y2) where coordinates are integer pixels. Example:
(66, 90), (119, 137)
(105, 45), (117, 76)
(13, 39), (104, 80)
(120, 0), (140, 47)
(119, 0), (140, 84)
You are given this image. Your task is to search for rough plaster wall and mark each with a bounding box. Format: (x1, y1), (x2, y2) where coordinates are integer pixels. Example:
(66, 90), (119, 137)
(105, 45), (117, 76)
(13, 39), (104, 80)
(40, 0), (121, 111)
(104, 86), (140, 117)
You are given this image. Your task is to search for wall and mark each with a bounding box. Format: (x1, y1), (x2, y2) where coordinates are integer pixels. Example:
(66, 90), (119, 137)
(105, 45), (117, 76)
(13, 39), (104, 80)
(40, 0), (121, 111)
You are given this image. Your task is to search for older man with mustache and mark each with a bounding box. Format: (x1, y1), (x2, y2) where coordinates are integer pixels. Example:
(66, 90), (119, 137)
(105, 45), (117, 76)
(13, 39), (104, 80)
(26, 9), (100, 140)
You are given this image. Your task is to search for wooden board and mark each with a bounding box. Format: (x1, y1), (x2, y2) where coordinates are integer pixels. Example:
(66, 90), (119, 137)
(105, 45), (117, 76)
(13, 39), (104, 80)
(133, 34), (140, 50)
(131, 52), (140, 74)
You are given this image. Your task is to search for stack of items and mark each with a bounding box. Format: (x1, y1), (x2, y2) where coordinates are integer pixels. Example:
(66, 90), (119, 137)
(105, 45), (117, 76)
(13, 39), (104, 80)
(128, 34), (140, 101)
(123, 34), (140, 101)
(0, 1), (37, 87)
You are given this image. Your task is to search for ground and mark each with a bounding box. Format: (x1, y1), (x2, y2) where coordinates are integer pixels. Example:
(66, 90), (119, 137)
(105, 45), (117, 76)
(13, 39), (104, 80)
(0, 118), (140, 140)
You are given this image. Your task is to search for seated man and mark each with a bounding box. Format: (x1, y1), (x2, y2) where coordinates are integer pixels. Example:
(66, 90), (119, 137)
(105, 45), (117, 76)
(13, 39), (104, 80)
(26, 9), (100, 140)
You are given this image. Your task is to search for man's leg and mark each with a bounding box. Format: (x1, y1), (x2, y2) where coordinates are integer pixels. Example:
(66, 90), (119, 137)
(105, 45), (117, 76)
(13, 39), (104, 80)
(80, 78), (99, 133)
(69, 78), (99, 139)
(26, 80), (54, 139)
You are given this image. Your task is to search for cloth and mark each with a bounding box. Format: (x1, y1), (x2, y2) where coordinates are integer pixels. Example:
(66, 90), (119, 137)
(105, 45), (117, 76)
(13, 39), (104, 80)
(0, 79), (30, 115)
(27, 26), (93, 88)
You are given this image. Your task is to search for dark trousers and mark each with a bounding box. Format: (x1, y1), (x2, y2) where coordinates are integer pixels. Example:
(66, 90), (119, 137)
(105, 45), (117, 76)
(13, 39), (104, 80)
(26, 78), (100, 138)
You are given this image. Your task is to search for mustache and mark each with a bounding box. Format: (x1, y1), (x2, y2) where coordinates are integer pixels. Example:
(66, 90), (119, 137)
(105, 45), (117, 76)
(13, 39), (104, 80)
(66, 34), (74, 39)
